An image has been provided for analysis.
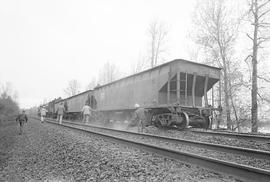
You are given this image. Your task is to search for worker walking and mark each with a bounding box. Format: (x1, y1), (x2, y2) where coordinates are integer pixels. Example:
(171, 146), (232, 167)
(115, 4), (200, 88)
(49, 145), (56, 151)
(16, 110), (28, 135)
(56, 102), (65, 124)
(81, 103), (93, 124)
(134, 104), (147, 132)
(40, 107), (47, 123)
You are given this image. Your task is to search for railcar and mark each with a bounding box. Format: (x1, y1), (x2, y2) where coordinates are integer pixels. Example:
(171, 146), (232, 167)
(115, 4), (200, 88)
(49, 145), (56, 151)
(46, 97), (62, 118)
(93, 59), (221, 129)
(44, 59), (221, 129)
(63, 90), (96, 120)
(45, 91), (97, 120)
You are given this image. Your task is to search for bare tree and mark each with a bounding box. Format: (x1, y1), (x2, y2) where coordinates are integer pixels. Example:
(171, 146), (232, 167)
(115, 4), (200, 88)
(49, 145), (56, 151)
(64, 79), (81, 97)
(12, 91), (18, 103)
(192, 0), (241, 130)
(98, 61), (120, 85)
(0, 82), (18, 102)
(42, 98), (47, 105)
(148, 20), (169, 68)
(246, 0), (270, 132)
(86, 77), (97, 90)
(1, 82), (13, 98)
(227, 61), (247, 132)
(130, 55), (148, 74)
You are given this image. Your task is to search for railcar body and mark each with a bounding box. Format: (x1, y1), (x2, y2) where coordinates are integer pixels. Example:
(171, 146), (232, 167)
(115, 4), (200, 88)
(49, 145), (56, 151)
(44, 59), (221, 129)
(46, 91), (97, 120)
(38, 98), (61, 118)
(63, 90), (96, 119)
(95, 59), (220, 108)
(65, 90), (96, 112)
(48, 98), (62, 117)
(94, 59), (221, 128)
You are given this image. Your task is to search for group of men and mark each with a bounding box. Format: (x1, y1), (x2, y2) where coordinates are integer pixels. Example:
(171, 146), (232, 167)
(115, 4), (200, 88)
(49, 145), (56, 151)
(39, 102), (94, 124)
(15, 101), (146, 135)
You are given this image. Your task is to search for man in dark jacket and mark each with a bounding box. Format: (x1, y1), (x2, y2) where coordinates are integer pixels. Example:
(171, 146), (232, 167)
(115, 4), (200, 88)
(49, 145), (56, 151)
(16, 110), (28, 135)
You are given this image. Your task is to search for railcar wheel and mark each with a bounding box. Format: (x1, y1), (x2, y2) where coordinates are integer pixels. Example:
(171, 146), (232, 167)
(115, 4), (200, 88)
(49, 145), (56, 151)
(154, 119), (162, 128)
(176, 112), (189, 130)
(158, 114), (171, 126)
(153, 113), (170, 128)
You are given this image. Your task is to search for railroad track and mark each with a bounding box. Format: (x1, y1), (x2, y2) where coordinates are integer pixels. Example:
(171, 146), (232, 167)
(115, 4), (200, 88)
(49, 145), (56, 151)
(34, 117), (270, 182)
(46, 118), (270, 161)
(190, 129), (270, 143)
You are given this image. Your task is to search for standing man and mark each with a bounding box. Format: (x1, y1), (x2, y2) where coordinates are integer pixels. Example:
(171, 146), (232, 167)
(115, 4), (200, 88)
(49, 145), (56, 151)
(16, 110), (28, 135)
(40, 107), (48, 123)
(56, 102), (65, 124)
(134, 104), (147, 132)
(81, 102), (93, 124)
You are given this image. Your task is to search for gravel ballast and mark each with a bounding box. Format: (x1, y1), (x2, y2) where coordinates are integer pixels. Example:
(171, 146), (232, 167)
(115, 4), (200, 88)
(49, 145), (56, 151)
(0, 119), (239, 182)
(73, 119), (270, 151)
(146, 128), (270, 151)
(63, 123), (270, 170)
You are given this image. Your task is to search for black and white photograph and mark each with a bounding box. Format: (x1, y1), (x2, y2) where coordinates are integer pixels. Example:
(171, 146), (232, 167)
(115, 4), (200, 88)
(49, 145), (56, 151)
(0, 0), (270, 181)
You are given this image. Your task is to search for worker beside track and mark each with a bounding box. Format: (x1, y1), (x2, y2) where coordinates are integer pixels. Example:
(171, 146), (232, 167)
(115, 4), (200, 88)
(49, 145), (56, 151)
(56, 102), (65, 124)
(16, 110), (28, 135)
(81, 103), (94, 124)
(40, 107), (47, 123)
(134, 104), (147, 132)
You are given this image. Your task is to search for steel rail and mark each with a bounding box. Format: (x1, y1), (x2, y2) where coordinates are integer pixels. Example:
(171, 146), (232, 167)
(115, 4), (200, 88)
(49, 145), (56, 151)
(40, 118), (270, 182)
(43, 117), (270, 160)
(190, 130), (270, 143)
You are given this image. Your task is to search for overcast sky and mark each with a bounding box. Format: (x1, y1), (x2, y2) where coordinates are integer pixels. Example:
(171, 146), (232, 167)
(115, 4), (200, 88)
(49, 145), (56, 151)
(0, 0), (198, 108)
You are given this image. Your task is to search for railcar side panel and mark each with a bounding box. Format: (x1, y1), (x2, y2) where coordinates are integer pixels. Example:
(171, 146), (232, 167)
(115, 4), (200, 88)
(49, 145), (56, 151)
(95, 65), (170, 111)
(66, 92), (89, 113)
(95, 60), (220, 111)
(54, 101), (62, 113)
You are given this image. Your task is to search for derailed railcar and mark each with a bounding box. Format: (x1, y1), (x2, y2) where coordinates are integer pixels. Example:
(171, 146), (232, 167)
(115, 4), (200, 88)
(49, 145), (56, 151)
(94, 59), (221, 129)
(46, 97), (62, 118)
(64, 90), (96, 119)
(45, 92), (97, 120)
(39, 97), (61, 118)
(42, 59), (221, 129)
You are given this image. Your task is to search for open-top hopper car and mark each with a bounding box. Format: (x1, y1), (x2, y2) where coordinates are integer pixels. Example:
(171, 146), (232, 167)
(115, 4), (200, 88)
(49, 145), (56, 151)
(43, 59), (221, 129)
(94, 59), (221, 129)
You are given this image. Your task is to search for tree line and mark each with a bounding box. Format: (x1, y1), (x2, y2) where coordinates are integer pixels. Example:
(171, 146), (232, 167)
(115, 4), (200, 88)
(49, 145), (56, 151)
(192, 0), (270, 132)
(0, 83), (20, 122)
